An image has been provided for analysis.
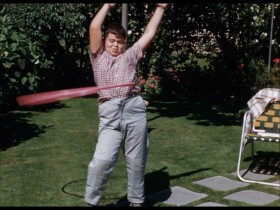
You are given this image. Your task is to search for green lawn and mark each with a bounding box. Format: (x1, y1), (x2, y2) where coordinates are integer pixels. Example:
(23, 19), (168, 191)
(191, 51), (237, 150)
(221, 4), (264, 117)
(1, 96), (279, 206)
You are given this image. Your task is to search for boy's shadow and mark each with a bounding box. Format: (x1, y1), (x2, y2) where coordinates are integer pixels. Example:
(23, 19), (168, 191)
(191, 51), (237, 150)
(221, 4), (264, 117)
(112, 166), (210, 207)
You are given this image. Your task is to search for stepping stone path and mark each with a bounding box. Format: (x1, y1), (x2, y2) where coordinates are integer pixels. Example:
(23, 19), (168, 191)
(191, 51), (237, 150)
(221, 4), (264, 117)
(196, 202), (227, 206)
(224, 190), (280, 206)
(193, 175), (249, 191)
(147, 171), (280, 206)
(148, 186), (207, 206)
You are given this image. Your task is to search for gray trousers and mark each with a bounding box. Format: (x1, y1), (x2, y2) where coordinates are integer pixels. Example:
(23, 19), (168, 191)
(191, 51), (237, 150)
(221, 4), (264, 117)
(85, 95), (149, 205)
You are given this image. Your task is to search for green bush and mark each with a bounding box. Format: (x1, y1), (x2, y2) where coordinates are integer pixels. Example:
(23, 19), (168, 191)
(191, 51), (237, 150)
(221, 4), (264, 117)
(247, 58), (280, 93)
(138, 71), (162, 96)
(0, 15), (51, 109)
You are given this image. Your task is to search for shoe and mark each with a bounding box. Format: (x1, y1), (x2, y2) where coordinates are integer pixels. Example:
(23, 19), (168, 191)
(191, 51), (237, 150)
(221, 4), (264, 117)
(129, 202), (146, 207)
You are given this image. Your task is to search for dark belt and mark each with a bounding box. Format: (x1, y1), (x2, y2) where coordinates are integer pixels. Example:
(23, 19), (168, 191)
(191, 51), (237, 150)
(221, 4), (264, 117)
(98, 94), (138, 105)
(98, 98), (111, 104)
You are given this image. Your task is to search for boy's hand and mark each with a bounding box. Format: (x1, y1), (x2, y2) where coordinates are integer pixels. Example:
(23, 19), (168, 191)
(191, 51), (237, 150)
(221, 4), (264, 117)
(157, 3), (169, 9)
(108, 3), (116, 9)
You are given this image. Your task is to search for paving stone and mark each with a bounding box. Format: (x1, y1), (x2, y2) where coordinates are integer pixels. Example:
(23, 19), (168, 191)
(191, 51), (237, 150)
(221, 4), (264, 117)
(196, 202), (227, 206)
(148, 186), (208, 206)
(223, 190), (280, 206)
(232, 169), (276, 181)
(193, 175), (249, 191)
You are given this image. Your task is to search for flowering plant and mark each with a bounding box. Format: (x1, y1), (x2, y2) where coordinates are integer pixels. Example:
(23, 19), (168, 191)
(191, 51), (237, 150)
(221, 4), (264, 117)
(271, 58), (280, 88)
(272, 58), (280, 72)
(272, 58), (280, 65)
(138, 73), (162, 95)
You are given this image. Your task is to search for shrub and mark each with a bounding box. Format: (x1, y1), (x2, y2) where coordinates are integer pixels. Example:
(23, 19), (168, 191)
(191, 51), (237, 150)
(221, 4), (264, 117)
(138, 71), (162, 96)
(0, 15), (51, 109)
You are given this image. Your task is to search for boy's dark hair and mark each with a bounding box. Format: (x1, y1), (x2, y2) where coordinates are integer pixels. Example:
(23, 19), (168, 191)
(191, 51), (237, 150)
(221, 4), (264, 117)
(105, 22), (127, 40)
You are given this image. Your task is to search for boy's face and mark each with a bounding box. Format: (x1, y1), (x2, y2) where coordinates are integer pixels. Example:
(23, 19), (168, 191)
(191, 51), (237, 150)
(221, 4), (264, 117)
(105, 32), (125, 57)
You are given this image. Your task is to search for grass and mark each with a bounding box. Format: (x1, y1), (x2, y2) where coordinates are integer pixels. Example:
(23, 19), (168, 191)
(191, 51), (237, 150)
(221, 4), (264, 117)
(1, 95), (279, 207)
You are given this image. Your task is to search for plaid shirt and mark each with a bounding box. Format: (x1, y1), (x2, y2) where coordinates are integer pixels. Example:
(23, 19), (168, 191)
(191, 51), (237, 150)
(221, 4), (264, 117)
(90, 42), (142, 103)
(247, 88), (280, 119)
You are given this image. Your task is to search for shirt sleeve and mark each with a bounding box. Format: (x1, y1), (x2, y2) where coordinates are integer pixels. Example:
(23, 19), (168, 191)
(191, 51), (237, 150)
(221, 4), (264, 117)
(89, 44), (104, 63)
(125, 42), (143, 65)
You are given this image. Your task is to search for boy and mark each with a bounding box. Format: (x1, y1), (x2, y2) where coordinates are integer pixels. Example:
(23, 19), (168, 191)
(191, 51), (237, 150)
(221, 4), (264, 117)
(85, 3), (168, 207)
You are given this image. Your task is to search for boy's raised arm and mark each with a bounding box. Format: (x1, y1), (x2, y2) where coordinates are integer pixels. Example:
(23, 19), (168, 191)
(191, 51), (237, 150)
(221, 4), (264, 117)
(137, 3), (168, 52)
(89, 3), (116, 54)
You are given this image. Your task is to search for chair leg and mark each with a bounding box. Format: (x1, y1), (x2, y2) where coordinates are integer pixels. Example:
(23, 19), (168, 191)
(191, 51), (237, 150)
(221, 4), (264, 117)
(236, 135), (245, 181)
(237, 140), (280, 187)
